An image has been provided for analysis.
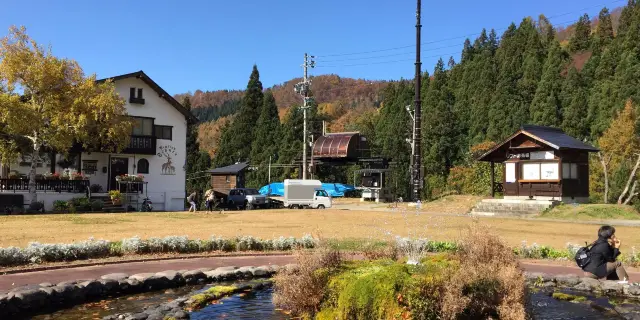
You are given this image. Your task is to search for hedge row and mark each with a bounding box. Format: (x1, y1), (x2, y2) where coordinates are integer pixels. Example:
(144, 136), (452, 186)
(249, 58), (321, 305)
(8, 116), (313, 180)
(0, 235), (316, 267)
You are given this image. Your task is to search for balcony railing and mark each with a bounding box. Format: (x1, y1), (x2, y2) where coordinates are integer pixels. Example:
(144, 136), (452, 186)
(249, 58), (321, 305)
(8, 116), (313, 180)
(123, 135), (157, 155)
(0, 179), (90, 193)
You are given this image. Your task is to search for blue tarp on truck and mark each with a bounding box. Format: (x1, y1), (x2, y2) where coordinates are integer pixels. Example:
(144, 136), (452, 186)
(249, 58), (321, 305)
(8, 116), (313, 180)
(259, 182), (355, 197)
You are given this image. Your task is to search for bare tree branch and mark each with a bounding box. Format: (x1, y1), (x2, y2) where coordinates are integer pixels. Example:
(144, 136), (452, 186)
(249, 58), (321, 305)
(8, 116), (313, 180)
(618, 153), (640, 204)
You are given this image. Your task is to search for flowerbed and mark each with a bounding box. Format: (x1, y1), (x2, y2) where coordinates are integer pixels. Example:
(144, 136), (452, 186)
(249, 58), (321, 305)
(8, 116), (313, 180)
(0, 234), (316, 267)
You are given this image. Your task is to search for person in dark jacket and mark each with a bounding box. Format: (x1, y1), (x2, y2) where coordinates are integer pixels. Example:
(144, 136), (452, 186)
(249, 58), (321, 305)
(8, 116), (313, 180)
(583, 225), (629, 281)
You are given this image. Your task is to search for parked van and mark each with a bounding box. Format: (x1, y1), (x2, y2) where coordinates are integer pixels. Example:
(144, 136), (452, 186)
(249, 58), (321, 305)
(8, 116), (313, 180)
(283, 179), (332, 209)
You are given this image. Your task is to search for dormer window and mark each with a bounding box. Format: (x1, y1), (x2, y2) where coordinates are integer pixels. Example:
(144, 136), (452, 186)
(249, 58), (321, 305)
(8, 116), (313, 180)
(129, 87), (145, 104)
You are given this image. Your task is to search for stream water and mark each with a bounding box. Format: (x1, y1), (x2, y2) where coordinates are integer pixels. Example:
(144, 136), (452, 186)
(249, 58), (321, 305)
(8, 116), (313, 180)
(28, 285), (636, 320)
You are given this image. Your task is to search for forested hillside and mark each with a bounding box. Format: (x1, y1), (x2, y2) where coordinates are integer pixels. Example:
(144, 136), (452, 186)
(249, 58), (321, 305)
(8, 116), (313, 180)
(183, 2), (640, 204)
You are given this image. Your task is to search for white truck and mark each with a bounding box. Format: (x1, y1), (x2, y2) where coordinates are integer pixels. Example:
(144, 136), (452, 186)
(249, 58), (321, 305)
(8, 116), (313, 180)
(283, 179), (332, 209)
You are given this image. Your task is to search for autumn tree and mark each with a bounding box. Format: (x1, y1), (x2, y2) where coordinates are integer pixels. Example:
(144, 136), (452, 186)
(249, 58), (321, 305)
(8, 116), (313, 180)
(596, 100), (640, 204)
(0, 26), (132, 203)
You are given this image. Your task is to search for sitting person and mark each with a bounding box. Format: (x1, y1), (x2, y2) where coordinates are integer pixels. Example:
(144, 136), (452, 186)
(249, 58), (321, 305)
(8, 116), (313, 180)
(583, 225), (629, 282)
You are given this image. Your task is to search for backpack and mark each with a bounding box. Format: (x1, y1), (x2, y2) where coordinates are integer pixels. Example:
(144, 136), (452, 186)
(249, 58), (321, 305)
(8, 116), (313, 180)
(575, 241), (597, 269)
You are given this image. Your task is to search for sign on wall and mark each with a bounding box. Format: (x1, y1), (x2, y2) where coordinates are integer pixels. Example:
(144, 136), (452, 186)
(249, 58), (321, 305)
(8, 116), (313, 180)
(506, 163), (516, 183)
(158, 145), (178, 175)
(82, 160), (98, 175)
(541, 163), (559, 180)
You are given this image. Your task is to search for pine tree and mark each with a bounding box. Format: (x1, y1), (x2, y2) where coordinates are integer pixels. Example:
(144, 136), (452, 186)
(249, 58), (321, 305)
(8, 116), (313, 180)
(593, 8), (614, 51)
(588, 47), (619, 139)
(247, 90), (281, 187)
(569, 14), (592, 53)
(184, 96), (212, 193)
(530, 40), (567, 126)
(213, 65), (264, 167)
(561, 67), (590, 139)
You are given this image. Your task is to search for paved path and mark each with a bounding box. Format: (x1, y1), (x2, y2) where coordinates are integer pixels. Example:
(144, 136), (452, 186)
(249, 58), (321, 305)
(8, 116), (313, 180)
(1, 256), (637, 291)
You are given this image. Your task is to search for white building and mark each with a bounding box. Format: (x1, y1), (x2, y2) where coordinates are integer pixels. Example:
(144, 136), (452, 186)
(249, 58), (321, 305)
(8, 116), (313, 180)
(1, 71), (193, 211)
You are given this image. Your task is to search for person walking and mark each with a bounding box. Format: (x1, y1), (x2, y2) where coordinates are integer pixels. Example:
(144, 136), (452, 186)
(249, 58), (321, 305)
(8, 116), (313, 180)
(583, 225), (629, 282)
(187, 191), (198, 212)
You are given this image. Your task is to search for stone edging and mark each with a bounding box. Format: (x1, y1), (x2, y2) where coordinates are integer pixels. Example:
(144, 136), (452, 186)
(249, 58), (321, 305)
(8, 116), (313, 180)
(0, 264), (295, 319)
(525, 272), (640, 297)
(0, 252), (293, 275)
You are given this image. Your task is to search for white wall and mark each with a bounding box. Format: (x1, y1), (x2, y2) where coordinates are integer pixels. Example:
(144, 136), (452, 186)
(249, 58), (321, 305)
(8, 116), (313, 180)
(113, 77), (188, 211)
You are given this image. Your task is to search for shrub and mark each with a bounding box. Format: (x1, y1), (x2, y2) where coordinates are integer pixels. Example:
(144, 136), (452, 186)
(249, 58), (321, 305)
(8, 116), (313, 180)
(440, 223), (526, 320)
(28, 201), (44, 213)
(89, 184), (103, 193)
(90, 199), (104, 212)
(236, 236), (264, 251)
(69, 197), (91, 213)
(273, 246), (342, 317)
(53, 200), (70, 212)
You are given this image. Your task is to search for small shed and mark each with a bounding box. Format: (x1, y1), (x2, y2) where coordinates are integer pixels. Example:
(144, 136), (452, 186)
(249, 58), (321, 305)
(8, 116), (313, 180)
(208, 162), (249, 196)
(478, 125), (598, 202)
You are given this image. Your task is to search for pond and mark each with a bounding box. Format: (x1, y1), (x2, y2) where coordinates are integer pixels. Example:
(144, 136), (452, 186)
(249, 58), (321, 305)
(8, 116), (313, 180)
(29, 285), (636, 319)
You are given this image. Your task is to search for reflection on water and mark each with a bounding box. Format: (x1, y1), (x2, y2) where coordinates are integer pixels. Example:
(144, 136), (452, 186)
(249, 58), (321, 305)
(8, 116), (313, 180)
(28, 285), (638, 320)
(30, 285), (204, 320)
(528, 289), (624, 320)
(191, 288), (289, 320)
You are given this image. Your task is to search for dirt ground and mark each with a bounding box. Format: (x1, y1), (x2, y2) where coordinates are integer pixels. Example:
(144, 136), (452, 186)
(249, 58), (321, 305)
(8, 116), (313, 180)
(1, 198), (639, 249)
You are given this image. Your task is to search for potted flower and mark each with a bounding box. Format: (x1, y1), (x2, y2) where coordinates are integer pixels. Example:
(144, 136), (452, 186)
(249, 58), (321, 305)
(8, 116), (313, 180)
(72, 172), (85, 181)
(135, 174), (144, 182)
(109, 190), (122, 205)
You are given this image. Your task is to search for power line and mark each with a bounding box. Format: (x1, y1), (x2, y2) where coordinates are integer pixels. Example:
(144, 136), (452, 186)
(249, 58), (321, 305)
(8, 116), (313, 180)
(315, 43), (461, 63)
(314, 0), (625, 58)
(313, 16), (594, 69)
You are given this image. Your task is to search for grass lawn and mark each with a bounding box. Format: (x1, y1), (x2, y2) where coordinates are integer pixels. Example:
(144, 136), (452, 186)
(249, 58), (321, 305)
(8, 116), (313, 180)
(539, 204), (640, 221)
(2, 206), (640, 250)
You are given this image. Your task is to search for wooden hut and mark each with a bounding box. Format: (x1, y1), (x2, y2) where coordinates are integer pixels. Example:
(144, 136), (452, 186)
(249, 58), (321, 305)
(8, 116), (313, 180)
(478, 125), (598, 203)
(208, 162), (248, 196)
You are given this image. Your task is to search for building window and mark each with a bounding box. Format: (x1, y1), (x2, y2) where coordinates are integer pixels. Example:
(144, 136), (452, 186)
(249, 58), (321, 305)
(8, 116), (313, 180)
(132, 117), (153, 136)
(226, 175), (230, 183)
(505, 162), (516, 183)
(562, 163), (579, 179)
(154, 125), (172, 140)
(137, 158), (149, 174)
(521, 162), (559, 180)
(129, 88), (145, 104)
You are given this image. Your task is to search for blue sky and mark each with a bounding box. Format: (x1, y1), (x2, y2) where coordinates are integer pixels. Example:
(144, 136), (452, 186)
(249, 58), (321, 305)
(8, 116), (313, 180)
(0, 0), (624, 95)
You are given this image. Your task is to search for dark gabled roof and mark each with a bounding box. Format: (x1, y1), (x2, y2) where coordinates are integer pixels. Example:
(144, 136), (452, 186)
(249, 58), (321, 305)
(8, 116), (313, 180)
(97, 71), (197, 123)
(520, 125), (598, 151)
(478, 125), (598, 162)
(208, 162), (249, 175)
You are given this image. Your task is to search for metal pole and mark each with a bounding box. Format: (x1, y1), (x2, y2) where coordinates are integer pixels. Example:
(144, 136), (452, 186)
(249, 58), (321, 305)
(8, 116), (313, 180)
(295, 53), (314, 180)
(412, 0), (423, 202)
(268, 155), (272, 185)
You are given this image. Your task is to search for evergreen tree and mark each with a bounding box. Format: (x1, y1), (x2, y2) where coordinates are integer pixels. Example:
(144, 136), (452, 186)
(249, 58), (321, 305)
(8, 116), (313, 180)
(530, 40), (567, 126)
(561, 67), (590, 139)
(537, 14), (556, 48)
(375, 81), (412, 198)
(461, 38), (474, 63)
(423, 59), (461, 176)
(213, 65), (264, 167)
(593, 8), (614, 51)
(569, 14), (592, 53)
(487, 23), (523, 140)
(588, 47), (619, 139)
(184, 96), (212, 193)
(247, 90), (281, 187)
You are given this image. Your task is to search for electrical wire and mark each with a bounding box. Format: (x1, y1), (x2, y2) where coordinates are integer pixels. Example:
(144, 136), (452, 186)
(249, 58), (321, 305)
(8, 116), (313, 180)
(313, 0), (625, 58)
(313, 16), (594, 68)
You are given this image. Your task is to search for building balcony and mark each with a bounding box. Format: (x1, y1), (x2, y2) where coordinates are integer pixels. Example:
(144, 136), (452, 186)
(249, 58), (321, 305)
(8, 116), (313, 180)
(123, 135), (157, 155)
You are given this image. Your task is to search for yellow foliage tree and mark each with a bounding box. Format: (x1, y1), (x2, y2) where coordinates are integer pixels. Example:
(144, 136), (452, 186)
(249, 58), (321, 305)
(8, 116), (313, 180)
(596, 100), (640, 204)
(0, 26), (132, 202)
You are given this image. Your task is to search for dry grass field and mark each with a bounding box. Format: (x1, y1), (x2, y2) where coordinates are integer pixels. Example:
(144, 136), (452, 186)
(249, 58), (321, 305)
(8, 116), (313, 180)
(1, 199), (639, 249)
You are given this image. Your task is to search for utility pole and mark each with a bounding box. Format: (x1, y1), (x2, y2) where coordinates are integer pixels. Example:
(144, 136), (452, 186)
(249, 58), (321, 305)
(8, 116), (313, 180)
(294, 53), (315, 180)
(412, 0), (423, 201)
